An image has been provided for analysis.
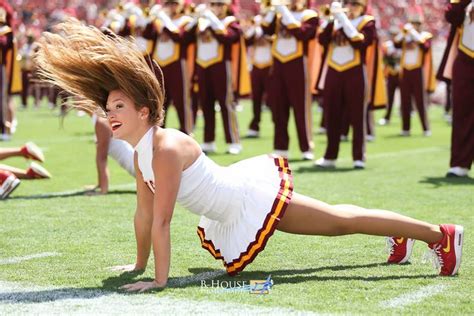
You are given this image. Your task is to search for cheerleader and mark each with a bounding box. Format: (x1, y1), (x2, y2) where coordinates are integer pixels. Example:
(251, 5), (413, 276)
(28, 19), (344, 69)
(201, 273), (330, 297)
(36, 20), (464, 291)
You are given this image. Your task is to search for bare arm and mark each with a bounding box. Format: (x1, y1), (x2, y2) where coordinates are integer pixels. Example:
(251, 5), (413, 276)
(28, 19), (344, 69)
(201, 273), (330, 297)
(95, 117), (111, 194)
(134, 152), (154, 270)
(151, 146), (183, 286)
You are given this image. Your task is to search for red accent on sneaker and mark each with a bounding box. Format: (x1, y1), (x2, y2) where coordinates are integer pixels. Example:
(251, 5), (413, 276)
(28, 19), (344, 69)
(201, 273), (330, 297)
(0, 170), (21, 199)
(428, 224), (464, 276)
(387, 237), (415, 264)
(20, 142), (45, 162)
(26, 162), (51, 179)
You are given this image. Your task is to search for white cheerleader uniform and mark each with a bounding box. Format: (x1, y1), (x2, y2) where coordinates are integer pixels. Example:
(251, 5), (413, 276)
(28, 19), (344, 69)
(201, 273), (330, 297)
(135, 127), (294, 275)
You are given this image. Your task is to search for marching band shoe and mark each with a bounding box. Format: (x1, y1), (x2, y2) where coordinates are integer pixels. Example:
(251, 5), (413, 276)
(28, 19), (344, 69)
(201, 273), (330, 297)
(423, 130), (432, 137)
(273, 150), (289, 159)
(400, 130), (410, 137)
(317, 127), (327, 135)
(200, 142), (217, 154)
(20, 142), (45, 162)
(340, 135), (349, 142)
(227, 143), (242, 155)
(353, 160), (365, 169)
(314, 158), (336, 168)
(378, 118), (389, 126)
(26, 162), (52, 179)
(0, 170), (21, 199)
(246, 129), (260, 138)
(446, 167), (469, 178)
(301, 151), (314, 161)
(366, 135), (375, 142)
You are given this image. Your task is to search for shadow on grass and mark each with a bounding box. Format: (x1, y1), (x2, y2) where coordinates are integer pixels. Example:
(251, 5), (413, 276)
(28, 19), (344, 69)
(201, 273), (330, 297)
(0, 263), (439, 303)
(419, 176), (473, 188)
(9, 189), (136, 200)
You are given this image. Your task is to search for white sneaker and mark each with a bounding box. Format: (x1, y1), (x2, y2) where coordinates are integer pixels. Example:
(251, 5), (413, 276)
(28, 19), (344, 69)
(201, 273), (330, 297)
(0, 170), (21, 199)
(273, 150), (289, 158)
(446, 167), (469, 177)
(423, 130), (432, 137)
(366, 135), (375, 142)
(21, 142), (45, 162)
(443, 113), (452, 124)
(246, 129), (259, 138)
(227, 143), (242, 155)
(340, 135), (349, 142)
(317, 127), (327, 134)
(314, 157), (336, 168)
(353, 160), (365, 169)
(378, 118), (389, 126)
(201, 142), (217, 154)
(26, 162), (52, 179)
(11, 119), (18, 134)
(400, 130), (410, 137)
(301, 151), (314, 160)
(0, 133), (11, 141)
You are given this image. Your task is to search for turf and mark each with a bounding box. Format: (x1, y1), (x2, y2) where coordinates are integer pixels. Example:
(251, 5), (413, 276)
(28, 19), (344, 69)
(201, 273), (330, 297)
(0, 97), (472, 314)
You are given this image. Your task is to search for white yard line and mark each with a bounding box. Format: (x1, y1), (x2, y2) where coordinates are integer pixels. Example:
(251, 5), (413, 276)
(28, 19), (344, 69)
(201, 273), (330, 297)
(0, 252), (60, 265)
(0, 280), (315, 315)
(380, 284), (447, 309)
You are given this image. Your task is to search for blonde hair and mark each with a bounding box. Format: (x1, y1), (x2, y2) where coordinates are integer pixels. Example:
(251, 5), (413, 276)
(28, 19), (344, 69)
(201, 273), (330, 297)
(35, 19), (165, 125)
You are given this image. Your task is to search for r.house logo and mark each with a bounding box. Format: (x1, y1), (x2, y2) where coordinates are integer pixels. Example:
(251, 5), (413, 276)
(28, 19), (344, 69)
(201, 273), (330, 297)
(200, 275), (273, 294)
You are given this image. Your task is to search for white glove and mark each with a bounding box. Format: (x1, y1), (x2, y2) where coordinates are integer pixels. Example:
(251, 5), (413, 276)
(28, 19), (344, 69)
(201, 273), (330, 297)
(334, 10), (359, 39)
(276, 5), (298, 26)
(149, 4), (162, 20)
(409, 28), (424, 43)
(254, 15), (262, 26)
(194, 4), (207, 16)
(244, 25), (255, 39)
(263, 10), (276, 25)
(403, 23), (414, 32)
(157, 10), (178, 33)
(394, 31), (404, 43)
(255, 26), (263, 38)
(203, 9), (225, 31)
(330, 1), (342, 13)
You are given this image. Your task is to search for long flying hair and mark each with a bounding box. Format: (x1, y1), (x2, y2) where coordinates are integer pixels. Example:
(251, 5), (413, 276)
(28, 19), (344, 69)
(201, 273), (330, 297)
(35, 19), (165, 125)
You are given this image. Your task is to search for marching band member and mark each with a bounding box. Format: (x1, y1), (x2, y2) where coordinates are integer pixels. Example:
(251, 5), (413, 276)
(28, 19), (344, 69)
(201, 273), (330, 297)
(19, 32), (37, 109)
(243, 12), (273, 138)
(262, 0), (318, 160)
(438, 0), (473, 177)
(0, 6), (14, 140)
(315, 0), (386, 169)
(188, 0), (243, 154)
(145, 0), (194, 134)
(394, 7), (436, 137)
(379, 25), (402, 126)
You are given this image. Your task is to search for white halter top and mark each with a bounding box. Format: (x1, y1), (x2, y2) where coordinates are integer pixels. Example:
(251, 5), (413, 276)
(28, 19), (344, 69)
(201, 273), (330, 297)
(134, 127), (243, 222)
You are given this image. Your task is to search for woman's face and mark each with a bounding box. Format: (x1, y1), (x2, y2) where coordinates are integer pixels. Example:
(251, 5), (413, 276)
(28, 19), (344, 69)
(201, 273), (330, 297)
(105, 90), (149, 140)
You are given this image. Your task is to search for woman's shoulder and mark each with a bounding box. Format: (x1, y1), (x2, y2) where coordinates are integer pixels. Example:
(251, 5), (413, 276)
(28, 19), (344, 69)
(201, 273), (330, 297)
(151, 128), (201, 169)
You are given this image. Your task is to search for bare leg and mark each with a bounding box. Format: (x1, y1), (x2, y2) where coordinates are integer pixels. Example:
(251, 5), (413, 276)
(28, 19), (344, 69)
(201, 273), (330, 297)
(0, 148), (23, 160)
(0, 163), (29, 179)
(277, 193), (442, 244)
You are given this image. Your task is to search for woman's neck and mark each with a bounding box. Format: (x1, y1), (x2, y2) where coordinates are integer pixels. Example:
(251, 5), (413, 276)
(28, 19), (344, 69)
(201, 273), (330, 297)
(126, 124), (155, 148)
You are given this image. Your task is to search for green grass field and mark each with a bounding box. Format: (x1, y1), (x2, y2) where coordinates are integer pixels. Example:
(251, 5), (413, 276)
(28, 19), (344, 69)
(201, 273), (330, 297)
(1, 97), (473, 314)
